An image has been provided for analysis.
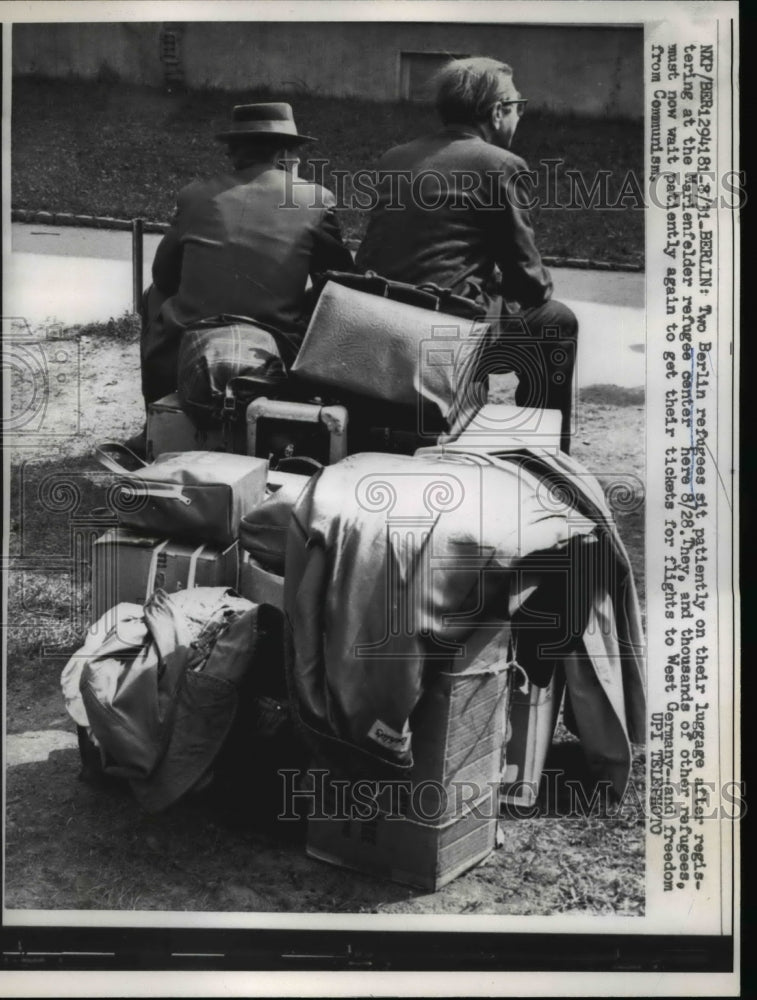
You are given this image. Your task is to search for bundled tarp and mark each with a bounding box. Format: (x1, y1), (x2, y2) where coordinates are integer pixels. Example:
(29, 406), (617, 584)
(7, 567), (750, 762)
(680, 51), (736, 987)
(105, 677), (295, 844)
(284, 448), (645, 797)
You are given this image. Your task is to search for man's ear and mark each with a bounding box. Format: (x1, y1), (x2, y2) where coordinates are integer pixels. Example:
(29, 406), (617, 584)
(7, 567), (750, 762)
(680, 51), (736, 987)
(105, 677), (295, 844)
(480, 101), (502, 143)
(488, 101), (502, 129)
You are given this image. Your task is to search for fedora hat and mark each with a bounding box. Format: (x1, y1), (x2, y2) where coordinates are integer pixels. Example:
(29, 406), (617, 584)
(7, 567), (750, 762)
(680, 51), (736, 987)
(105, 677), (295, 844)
(215, 102), (315, 145)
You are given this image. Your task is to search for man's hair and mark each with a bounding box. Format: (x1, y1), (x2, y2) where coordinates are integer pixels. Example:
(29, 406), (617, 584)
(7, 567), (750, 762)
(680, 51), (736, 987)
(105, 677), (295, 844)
(434, 57), (516, 125)
(225, 136), (296, 170)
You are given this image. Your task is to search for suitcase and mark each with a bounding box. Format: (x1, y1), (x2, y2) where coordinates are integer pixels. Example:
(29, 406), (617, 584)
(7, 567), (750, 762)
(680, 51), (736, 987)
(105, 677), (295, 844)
(91, 527), (239, 622)
(436, 403), (563, 452)
(500, 666), (566, 807)
(246, 397), (348, 468)
(146, 393), (246, 459)
(238, 552), (285, 610)
(98, 447), (268, 548)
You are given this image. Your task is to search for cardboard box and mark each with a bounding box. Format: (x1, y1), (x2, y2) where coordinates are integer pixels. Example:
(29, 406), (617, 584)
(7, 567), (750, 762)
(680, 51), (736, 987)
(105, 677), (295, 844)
(238, 552), (284, 610)
(500, 668), (566, 807)
(307, 784), (498, 892)
(306, 625), (512, 888)
(246, 397), (348, 466)
(92, 527), (239, 622)
(146, 393), (246, 459)
(404, 626), (512, 820)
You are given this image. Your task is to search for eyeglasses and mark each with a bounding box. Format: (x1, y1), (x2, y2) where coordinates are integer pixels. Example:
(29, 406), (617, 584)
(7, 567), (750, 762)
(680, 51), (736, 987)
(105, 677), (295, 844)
(496, 98), (528, 118)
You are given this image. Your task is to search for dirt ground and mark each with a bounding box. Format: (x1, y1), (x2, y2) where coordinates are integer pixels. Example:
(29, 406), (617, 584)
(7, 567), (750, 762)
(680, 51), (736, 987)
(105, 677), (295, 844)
(5, 327), (646, 917)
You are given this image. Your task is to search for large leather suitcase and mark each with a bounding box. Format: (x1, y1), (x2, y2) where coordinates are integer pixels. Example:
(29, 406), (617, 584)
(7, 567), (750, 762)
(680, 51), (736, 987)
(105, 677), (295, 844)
(291, 274), (490, 434)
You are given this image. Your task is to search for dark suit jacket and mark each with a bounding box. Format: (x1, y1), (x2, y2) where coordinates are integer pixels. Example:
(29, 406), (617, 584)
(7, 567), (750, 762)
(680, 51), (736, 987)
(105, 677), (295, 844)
(148, 164), (354, 371)
(356, 126), (552, 314)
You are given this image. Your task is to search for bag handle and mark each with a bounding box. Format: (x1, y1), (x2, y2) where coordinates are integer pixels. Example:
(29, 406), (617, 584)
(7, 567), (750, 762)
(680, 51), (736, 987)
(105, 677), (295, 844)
(96, 443), (191, 505)
(320, 269), (486, 320)
(275, 456), (323, 477)
(416, 282), (488, 319)
(95, 441), (149, 475)
(382, 280), (441, 312)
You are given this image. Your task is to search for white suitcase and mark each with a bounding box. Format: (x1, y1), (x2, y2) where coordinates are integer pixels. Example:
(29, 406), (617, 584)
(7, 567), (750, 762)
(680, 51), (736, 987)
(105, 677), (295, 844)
(246, 397), (348, 467)
(500, 667), (565, 807)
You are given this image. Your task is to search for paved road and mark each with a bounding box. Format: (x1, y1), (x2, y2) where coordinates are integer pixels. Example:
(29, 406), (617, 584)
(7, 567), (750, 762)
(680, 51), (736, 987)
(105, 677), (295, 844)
(7, 223), (645, 387)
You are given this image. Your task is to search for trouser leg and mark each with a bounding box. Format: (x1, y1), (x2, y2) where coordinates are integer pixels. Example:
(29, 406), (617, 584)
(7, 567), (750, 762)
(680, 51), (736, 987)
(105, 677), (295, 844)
(484, 299), (578, 453)
(140, 285), (181, 406)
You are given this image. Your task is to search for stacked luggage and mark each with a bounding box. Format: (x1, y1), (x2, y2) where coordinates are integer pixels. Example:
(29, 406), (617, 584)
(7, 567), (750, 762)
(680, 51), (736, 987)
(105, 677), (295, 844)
(62, 272), (645, 892)
(306, 625), (513, 890)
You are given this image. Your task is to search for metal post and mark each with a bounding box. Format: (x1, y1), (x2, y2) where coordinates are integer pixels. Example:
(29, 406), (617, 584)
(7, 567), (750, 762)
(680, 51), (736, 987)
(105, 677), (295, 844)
(132, 218), (144, 315)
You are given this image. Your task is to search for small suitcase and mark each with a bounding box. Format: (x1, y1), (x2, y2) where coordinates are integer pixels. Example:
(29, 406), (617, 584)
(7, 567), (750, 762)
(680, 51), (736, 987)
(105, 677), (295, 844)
(238, 552), (285, 610)
(246, 397), (348, 468)
(98, 446), (268, 548)
(91, 527), (240, 622)
(500, 666), (566, 807)
(146, 393), (246, 459)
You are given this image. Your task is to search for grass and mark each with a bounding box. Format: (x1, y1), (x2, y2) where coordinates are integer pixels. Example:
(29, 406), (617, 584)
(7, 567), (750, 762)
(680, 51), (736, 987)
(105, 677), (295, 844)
(67, 312), (142, 342)
(12, 77), (644, 266)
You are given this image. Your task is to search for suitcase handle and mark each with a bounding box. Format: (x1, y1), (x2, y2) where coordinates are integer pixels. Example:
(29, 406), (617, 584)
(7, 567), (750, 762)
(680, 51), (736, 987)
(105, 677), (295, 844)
(276, 456), (323, 476)
(319, 270), (485, 319)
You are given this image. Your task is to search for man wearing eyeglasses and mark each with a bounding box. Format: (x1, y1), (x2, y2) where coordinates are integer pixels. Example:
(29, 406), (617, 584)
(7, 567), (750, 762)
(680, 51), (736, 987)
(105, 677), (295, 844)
(356, 56), (577, 452)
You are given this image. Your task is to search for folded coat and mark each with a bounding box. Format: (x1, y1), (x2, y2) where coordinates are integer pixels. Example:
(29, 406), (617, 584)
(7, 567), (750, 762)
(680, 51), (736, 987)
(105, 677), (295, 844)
(284, 449), (645, 796)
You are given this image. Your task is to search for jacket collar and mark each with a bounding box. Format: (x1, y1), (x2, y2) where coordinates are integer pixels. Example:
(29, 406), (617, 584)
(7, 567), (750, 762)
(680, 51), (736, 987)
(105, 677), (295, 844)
(438, 123), (488, 142)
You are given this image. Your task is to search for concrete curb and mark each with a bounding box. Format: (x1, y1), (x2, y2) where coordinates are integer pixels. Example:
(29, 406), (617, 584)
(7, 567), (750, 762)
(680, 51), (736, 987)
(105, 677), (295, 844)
(11, 208), (644, 272)
(12, 208), (170, 235)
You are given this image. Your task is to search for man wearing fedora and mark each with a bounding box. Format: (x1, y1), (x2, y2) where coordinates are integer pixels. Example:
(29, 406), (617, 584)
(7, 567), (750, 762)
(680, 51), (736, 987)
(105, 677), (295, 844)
(131, 102), (354, 455)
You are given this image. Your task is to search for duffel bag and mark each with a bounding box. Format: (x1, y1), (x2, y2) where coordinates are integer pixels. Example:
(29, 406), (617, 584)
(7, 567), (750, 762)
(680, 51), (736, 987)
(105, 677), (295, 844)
(97, 444), (268, 548)
(291, 271), (491, 429)
(177, 316), (287, 430)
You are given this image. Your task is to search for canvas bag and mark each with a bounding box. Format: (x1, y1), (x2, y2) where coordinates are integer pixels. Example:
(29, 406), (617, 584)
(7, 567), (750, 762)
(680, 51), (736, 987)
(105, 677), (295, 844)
(176, 316), (287, 430)
(64, 588), (253, 783)
(291, 272), (491, 431)
(97, 444), (267, 548)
